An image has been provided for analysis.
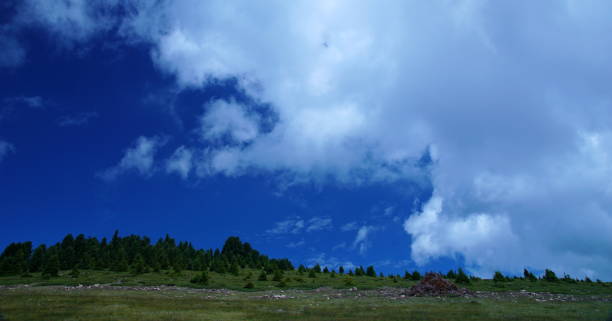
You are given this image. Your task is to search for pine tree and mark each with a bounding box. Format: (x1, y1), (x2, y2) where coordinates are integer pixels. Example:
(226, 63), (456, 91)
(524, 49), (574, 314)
(112, 247), (129, 272)
(229, 262), (240, 276)
(323, 266), (329, 273)
(338, 266), (345, 274)
(411, 271), (421, 281)
(543, 269), (558, 282)
(308, 269), (316, 278)
(446, 270), (457, 279)
(403, 271), (412, 280)
(366, 265), (376, 277)
(523, 268), (537, 282)
(313, 264), (321, 273)
(130, 254), (147, 275)
(42, 254), (60, 278)
(493, 271), (506, 282)
(455, 268), (470, 284)
(29, 245), (47, 273)
(297, 264), (307, 274)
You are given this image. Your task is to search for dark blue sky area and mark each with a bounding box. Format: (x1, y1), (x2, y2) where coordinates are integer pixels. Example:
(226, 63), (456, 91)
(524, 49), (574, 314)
(0, 27), (435, 274)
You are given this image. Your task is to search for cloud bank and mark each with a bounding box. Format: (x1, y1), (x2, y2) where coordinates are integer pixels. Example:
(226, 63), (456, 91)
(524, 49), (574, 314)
(14, 0), (612, 278)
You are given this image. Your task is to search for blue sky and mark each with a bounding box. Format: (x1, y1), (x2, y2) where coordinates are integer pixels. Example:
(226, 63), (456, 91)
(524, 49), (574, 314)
(2, 1), (612, 280)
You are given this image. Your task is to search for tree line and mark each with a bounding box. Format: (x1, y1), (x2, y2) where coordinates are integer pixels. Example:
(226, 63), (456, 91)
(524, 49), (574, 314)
(0, 232), (293, 278)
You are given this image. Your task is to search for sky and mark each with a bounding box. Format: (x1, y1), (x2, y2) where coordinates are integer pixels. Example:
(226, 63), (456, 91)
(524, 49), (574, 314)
(1, 0), (612, 280)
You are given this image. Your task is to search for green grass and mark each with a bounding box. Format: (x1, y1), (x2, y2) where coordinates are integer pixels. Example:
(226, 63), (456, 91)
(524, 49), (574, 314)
(1, 269), (611, 295)
(0, 286), (611, 321)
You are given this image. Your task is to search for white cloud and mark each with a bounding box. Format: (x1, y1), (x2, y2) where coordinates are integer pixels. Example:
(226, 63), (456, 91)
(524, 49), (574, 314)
(4, 96), (44, 109)
(267, 216), (333, 235)
(57, 112), (98, 127)
(332, 242), (347, 251)
(306, 217), (333, 232)
(17, 0), (612, 279)
(165, 146), (193, 179)
(286, 240), (305, 248)
(98, 136), (165, 181)
(200, 100), (259, 144)
(266, 217), (305, 235)
(0, 140), (15, 163)
(404, 195), (518, 272)
(353, 225), (377, 255)
(340, 221), (358, 232)
(307, 252), (355, 271)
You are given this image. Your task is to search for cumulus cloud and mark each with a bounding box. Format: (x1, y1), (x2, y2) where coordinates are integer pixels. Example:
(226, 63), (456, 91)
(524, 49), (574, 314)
(0, 140), (15, 163)
(98, 136), (165, 181)
(16, 0), (612, 278)
(200, 100), (260, 144)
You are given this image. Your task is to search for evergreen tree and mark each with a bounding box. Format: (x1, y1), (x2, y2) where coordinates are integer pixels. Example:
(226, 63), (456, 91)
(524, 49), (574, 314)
(313, 263), (321, 273)
(229, 261), (240, 276)
(330, 270), (336, 278)
(446, 270), (457, 279)
(297, 264), (307, 274)
(338, 266), (345, 274)
(29, 245), (47, 273)
(42, 254), (60, 278)
(308, 269), (316, 278)
(112, 247), (129, 272)
(130, 254), (147, 275)
(543, 269), (558, 282)
(323, 266), (329, 273)
(523, 268), (537, 282)
(493, 271), (506, 282)
(455, 268), (470, 284)
(411, 271), (421, 281)
(355, 266), (365, 276)
(366, 265), (376, 277)
(403, 271), (412, 280)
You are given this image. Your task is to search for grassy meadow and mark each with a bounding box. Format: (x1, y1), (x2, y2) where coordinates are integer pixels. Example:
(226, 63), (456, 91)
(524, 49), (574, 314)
(0, 268), (611, 294)
(1, 269), (611, 320)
